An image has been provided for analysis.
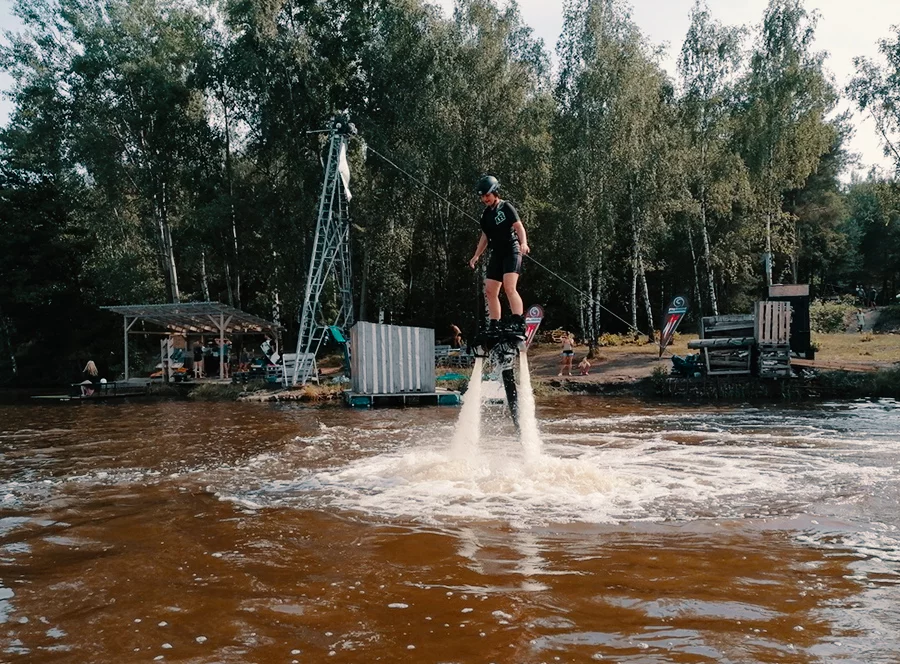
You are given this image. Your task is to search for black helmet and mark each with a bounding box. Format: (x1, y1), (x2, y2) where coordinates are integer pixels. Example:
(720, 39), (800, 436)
(476, 174), (500, 196)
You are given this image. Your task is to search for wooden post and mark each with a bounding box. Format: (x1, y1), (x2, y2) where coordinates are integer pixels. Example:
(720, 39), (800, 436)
(124, 316), (129, 381)
(219, 312), (225, 380)
(160, 338), (167, 384)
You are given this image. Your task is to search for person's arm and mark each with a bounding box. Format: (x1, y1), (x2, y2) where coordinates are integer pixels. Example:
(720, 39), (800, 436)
(513, 221), (529, 255)
(469, 233), (488, 269)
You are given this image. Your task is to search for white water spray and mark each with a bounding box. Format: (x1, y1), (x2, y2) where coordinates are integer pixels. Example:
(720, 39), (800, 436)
(449, 357), (484, 458)
(517, 352), (543, 460)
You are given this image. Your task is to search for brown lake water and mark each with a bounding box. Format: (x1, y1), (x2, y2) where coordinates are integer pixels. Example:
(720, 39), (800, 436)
(1, 395), (899, 663)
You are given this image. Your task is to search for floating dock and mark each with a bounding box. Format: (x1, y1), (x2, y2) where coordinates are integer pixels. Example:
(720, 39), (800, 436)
(344, 389), (461, 408)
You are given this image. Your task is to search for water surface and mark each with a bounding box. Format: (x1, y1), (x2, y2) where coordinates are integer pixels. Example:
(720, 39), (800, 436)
(1, 396), (899, 662)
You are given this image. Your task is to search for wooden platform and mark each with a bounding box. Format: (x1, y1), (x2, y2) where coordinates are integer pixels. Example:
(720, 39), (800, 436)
(32, 380), (150, 402)
(344, 390), (461, 408)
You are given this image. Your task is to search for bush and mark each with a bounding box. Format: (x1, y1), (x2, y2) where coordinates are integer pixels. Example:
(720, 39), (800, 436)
(874, 305), (900, 332)
(651, 364), (669, 386)
(188, 382), (247, 401)
(809, 299), (854, 333)
(596, 332), (643, 347)
(816, 367), (900, 399)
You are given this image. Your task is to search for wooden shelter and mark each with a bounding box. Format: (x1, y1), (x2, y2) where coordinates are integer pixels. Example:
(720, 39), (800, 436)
(102, 302), (280, 381)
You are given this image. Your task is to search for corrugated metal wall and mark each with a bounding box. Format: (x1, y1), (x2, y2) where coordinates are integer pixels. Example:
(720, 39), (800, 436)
(350, 322), (435, 394)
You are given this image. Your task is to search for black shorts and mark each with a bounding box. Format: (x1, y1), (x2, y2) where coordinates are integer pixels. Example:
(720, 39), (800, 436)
(485, 251), (522, 282)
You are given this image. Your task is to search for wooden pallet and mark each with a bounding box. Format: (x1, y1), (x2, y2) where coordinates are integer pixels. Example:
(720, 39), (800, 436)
(755, 301), (791, 344)
(758, 343), (791, 378)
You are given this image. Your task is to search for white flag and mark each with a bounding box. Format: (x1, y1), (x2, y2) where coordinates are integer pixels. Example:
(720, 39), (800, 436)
(338, 141), (352, 201)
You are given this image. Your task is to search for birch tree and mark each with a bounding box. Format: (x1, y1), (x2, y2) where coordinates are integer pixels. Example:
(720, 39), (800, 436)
(678, 0), (745, 315)
(736, 0), (835, 287)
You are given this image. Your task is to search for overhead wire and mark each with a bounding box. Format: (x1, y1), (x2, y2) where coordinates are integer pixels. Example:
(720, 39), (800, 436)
(360, 141), (644, 336)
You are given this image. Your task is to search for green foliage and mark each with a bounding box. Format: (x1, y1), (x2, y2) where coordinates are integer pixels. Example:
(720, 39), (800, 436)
(188, 382), (251, 401)
(651, 364), (670, 385)
(596, 332), (642, 347)
(809, 299), (854, 333)
(815, 368), (900, 400)
(848, 27), (900, 173)
(0, 0), (898, 386)
(874, 305), (900, 332)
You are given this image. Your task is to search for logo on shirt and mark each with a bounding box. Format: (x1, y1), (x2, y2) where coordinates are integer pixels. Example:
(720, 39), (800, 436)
(495, 210), (506, 225)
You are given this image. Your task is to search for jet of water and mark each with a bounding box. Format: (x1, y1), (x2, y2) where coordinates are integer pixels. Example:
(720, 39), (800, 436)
(449, 357), (484, 458)
(518, 352), (543, 460)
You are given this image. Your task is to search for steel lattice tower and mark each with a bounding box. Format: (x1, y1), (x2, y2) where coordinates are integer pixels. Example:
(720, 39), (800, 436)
(288, 115), (356, 386)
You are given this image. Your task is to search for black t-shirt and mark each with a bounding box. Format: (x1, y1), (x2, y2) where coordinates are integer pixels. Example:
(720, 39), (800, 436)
(480, 200), (520, 256)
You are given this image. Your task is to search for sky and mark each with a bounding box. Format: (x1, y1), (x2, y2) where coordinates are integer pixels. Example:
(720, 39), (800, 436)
(1, 0), (898, 177)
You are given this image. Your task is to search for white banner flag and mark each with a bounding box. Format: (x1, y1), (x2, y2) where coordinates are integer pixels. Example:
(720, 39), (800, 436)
(338, 141), (352, 201)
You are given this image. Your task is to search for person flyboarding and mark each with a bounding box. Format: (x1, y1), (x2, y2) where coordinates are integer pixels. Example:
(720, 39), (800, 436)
(468, 175), (530, 337)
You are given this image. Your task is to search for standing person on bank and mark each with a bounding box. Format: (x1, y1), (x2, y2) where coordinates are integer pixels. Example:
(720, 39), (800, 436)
(468, 175), (530, 334)
(558, 332), (575, 376)
(193, 340), (205, 379)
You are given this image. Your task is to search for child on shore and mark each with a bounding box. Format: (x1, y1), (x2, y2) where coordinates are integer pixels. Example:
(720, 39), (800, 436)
(578, 356), (591, 375)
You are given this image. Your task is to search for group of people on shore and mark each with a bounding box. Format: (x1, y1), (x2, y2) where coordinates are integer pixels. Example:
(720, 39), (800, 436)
(191, 339), (253, 379)
(557, 332), (592, 377)
(855, 284), (881, 308)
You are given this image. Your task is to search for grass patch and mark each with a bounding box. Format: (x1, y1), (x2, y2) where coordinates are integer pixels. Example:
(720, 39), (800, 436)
(816, 367), (900, 399)
(812, 332), (900, 364)
(188, 382), (249, 401)
(147, 383), (180, 397)
(530, 380), (566, 397)
(596, 332), (645, 347)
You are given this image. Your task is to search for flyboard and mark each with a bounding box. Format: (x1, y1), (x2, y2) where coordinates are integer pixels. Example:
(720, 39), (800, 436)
(470, 305), (543, 427)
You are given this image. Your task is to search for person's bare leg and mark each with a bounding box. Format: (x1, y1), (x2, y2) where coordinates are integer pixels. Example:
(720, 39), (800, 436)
(502, 273), (523, 315)
(485, 279), (502, 320)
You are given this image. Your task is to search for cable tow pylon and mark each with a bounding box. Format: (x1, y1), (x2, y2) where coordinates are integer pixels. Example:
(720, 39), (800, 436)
(288, 115), (356, 387)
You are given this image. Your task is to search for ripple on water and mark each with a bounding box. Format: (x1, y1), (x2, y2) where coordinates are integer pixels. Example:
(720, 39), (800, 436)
(196, 398), (900, 537)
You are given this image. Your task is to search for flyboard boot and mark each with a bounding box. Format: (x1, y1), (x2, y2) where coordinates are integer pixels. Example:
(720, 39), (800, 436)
(469, 316), (527, 428)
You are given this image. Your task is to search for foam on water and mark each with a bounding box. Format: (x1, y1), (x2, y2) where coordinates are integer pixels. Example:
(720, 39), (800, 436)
(205, 399), (900, 530)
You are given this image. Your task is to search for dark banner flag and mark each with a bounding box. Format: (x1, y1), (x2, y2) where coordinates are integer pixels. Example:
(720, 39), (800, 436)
(659, 296), (689, 358)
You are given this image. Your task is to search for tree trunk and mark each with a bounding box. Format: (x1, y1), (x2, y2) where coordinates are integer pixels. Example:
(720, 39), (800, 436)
(156, 181), (179, 303)
(686, 218), (704, 315)
(629, 184), (639, 331)
(639, 251), (655, 343)
(200, 251), (210, 301)
(582, 269), (590, 341)
(791, 216), (799, 284)
(0, 307), (16, 376)
(223, 88), (241, 308)
(223, 240), (234, 307)
(699, 194), (718, 315)
(593, 262), (602, 343)
(359, 245), (369, 322)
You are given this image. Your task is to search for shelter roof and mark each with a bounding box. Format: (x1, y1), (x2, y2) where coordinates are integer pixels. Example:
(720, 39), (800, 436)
(101, 302), (279, 335)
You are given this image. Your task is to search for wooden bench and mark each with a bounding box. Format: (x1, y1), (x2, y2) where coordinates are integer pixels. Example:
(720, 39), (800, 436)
(71, 381), (148, 399)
